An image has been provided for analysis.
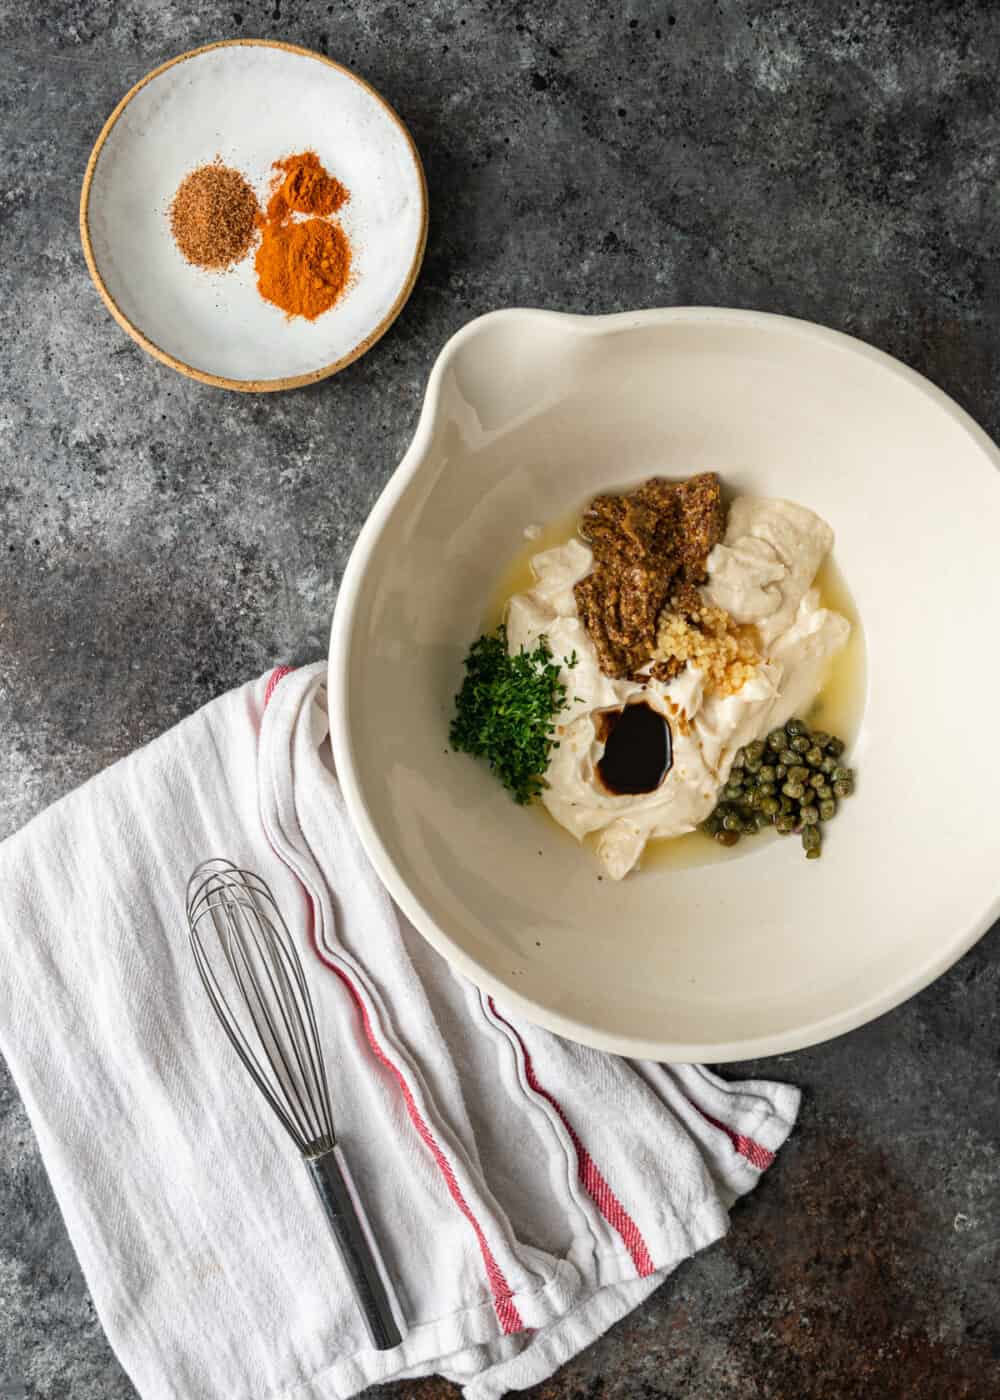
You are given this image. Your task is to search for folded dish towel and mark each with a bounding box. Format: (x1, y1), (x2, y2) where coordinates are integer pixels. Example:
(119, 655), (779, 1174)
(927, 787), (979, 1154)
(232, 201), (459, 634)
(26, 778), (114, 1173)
(0, 664), (799, 1400)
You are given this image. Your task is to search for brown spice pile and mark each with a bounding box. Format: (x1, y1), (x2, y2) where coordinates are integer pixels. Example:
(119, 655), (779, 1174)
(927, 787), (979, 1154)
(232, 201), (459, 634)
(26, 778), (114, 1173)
(574, 473), (726, 679)
(169, 161), (260, 270)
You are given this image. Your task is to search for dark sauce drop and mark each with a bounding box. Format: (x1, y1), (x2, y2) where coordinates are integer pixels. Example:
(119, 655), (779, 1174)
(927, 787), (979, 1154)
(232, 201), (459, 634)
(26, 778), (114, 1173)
(596, 702), (673, 795)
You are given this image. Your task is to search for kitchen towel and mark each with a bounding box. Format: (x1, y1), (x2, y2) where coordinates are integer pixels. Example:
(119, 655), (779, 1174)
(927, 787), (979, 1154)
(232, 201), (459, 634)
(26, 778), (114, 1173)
(0, 664), (799, 1400)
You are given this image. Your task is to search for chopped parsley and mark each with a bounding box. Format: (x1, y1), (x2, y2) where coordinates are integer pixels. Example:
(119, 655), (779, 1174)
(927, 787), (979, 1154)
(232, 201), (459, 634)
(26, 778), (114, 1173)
(450, 626), (570, 804)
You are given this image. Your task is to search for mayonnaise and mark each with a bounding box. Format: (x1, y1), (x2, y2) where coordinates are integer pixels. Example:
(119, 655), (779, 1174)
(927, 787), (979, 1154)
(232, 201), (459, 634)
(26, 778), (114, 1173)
(505, 496), (850, 879)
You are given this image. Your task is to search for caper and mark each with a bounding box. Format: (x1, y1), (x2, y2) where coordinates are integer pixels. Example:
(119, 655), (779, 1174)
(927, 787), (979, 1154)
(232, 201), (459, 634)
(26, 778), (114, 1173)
(786, 718), (807, 738)
(809, 771), (826, 790)
(789, 765), (810, 784)
(744, 758), (762, 775)
(776, 815), (796, 834)
(782, 781), (805, 799)
(776, 763), (788, 781)
(811, 730), (832, 750)
(791, 735), (811, 754)
(732, 749), (745, 769)
(758, 781), (776, 797)
(833, 779), (853, 799)
(722, 813), (742, 831)
(800, 804), (820, 825)
(716, 829), (740, 847)
(805, 845), (821, 859)
(815, 783), (832, 800)
(780, 749), (798, 767)
(746, 741), (766, 764)
(723, 783), (743, 801)
(767, 728), (787, 750)
(805, 745), (824, 767)
(802, 825), (821, 852)
(780, 795), (794, 813)
(700, 816), (721, 835)
(819, 799), (837, 821)
(761, 796), (780, 816)
(832, 766), (852, 783)
(826, 737), (845, 758)
(821, 756), (837, 775)
(758, 764), (776, 784)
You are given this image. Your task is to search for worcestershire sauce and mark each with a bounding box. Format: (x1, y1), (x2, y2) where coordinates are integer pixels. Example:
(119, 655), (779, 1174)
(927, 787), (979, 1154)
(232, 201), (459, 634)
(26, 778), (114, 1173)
(596, 703), (672, 795)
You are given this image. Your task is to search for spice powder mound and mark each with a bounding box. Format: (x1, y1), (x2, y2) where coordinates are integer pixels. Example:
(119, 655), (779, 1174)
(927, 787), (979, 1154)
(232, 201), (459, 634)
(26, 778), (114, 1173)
(169, 161), (260, 270)
(255, 218), (352, 321)
(254, 151), (353, 320)
(265, 150), (349, 224)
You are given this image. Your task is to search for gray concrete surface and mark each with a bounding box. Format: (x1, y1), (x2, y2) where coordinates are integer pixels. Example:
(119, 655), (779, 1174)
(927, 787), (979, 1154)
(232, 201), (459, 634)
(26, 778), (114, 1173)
(2, 1), (999, 1396)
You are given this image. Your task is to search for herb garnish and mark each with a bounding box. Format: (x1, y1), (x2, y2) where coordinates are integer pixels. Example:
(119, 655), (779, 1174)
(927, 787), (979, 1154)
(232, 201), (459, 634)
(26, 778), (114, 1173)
(450, 626), (571, 803)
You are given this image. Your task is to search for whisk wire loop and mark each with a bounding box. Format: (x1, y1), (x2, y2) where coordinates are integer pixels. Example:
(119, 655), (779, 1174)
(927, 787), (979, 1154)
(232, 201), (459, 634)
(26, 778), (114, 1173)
(188, 885), (307, 1147)
(186, 861), (336, 1155)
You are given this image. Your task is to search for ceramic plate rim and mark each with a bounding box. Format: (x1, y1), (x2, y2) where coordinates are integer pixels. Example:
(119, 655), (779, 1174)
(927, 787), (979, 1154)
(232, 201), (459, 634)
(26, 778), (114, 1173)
(79, 38), (429, 393)
(328, 306), (1000, 1062)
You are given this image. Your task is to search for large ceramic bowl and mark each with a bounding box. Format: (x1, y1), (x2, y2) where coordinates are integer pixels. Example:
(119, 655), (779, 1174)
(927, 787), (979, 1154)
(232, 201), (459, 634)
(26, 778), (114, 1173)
(329, 308), (1000, 1062)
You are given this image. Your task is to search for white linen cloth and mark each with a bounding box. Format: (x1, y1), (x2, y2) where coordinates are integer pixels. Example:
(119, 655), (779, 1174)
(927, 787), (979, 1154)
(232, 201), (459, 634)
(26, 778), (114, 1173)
(0, 664), (799, 1399)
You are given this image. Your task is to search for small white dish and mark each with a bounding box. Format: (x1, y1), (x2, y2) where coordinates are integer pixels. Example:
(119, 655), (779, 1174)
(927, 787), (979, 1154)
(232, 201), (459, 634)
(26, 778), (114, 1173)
(80, 40), (427, 391)
(329, 307), (1000, 1062)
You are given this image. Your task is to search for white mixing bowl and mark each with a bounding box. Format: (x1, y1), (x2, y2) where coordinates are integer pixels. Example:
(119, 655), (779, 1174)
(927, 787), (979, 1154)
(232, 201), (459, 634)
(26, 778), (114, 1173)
(329, 307), (1000, 1062)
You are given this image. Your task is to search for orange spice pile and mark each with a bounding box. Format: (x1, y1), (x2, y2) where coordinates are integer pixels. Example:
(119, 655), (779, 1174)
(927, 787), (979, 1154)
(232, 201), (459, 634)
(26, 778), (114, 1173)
(265, 151), (349, 223)
(254, 151), (352, 320)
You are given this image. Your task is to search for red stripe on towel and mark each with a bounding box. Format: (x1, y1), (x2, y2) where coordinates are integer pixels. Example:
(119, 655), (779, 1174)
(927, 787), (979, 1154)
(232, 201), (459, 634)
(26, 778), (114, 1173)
(488, 999), (656, 1279)
(264, 665), (295, 707)
(309, 918), (526, 1333)
(691, 1106), (775, 1171)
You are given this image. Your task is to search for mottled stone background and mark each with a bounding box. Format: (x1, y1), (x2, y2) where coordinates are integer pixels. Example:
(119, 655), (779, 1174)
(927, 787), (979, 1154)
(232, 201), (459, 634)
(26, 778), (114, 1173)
(1, 1), (999, 1396)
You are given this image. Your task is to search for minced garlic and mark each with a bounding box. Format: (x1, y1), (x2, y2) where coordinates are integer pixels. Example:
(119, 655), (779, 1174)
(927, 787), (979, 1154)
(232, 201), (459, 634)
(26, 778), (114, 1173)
(651, 599), (760, 696)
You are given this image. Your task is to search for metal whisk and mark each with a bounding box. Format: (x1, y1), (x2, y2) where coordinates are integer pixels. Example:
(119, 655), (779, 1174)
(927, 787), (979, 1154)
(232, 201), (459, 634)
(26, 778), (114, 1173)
(186, 859), (403, 1351)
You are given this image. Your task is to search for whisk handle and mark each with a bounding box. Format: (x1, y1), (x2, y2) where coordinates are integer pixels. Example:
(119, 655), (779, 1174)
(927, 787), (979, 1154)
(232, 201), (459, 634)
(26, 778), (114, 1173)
(306, 1145), (403, 1352)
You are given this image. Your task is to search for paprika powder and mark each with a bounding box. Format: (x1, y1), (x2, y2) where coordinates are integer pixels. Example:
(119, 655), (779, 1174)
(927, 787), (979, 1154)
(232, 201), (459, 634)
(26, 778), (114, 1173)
(255, 151), (352, 320)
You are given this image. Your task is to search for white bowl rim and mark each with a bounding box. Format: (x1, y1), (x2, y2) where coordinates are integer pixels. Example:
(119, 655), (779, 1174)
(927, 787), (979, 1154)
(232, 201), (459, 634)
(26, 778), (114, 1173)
(328, 305), (1000, 1062)
(79, 38), (429, 394)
